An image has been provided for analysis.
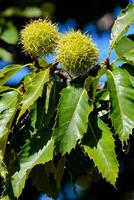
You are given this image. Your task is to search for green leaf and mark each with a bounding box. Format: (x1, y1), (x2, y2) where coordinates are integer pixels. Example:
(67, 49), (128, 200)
(96, 90), (109, 101)
(2, 7), (42, 18)
(0, 65), (23, 85)
(29, 103), (38, 136)
(11, 136), (54, 198)
(0, 152), (8, 179)
(0, 48), (13, 62)
(53, 86), (93, 155)
(114, 36), (134, 57)
(110, 4), (134, 50)
(23, 7), (42, 18)
(82, 116), (119, 186)
(18, 68), (50, 118)
(36, 81), (56, 129)
(0, 91), (19, 179)
(10, 121), (54, 198)
(0, 86), (11, 93)
(114, 36), (134, 65)
(107, 67), (134, 142)
(0, 91), (19, 154)
(23, 72), (34, 89)
(0, 21), (18, 44)
(120, 50), (134, 65)
(0, 195), (10, 200)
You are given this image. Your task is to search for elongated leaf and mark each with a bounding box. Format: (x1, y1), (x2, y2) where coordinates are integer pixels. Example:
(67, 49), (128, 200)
(36, 81), (56, 129)
(0, 65), (23, 85)
(82, 116), (119, 186)
(11, 136), (54, 198)
(19, 68), (50, 118)
(30, 103), (37, 129)
(0, 91), (19, 154)
(53, 86), (93, 155)
(107, 67), (134, 142)
(0, 91), (19, 179)
(0, 86), (11, 93)
(110, 4), (134, 50)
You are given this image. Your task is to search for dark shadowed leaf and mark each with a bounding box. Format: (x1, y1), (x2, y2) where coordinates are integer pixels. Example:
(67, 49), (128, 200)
(11, 128), (54, 198)
(36, 81), (56, 129)
(55, 157), (65, 190)
(30, 162), (58, 198)
(84, 76), (99, 100)
(121, 63), (134, 77)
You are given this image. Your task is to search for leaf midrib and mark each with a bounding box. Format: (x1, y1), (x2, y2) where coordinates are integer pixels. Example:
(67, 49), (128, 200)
(20, 139), (52, 171)
(23, 71), (48, 106)
(65, 89), (85, 138)
(110, 72), (124, 137)
(111, 5), (134, 49)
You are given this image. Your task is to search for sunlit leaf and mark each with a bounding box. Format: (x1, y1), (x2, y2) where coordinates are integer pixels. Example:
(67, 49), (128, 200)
(114, 36), (134, 65)
(110, 4), (134, 50)
(0, 65), (23, 85)
(82, 116), (119, 186)
(0, 91), (19, 154)
(53, 86), (93, 155)
(0, 91), (19, 178)
(18, 68), (50, 118)
(114, 36), (134, 57)
(120, 50), (134, 66)
(107, 67), (134, 142)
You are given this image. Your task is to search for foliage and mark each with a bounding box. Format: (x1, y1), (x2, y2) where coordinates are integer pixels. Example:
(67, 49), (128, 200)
(0, 3), (134, 200)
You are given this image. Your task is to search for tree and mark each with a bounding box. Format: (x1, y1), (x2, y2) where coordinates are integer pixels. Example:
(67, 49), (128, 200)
(1, 3), (134, 200)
